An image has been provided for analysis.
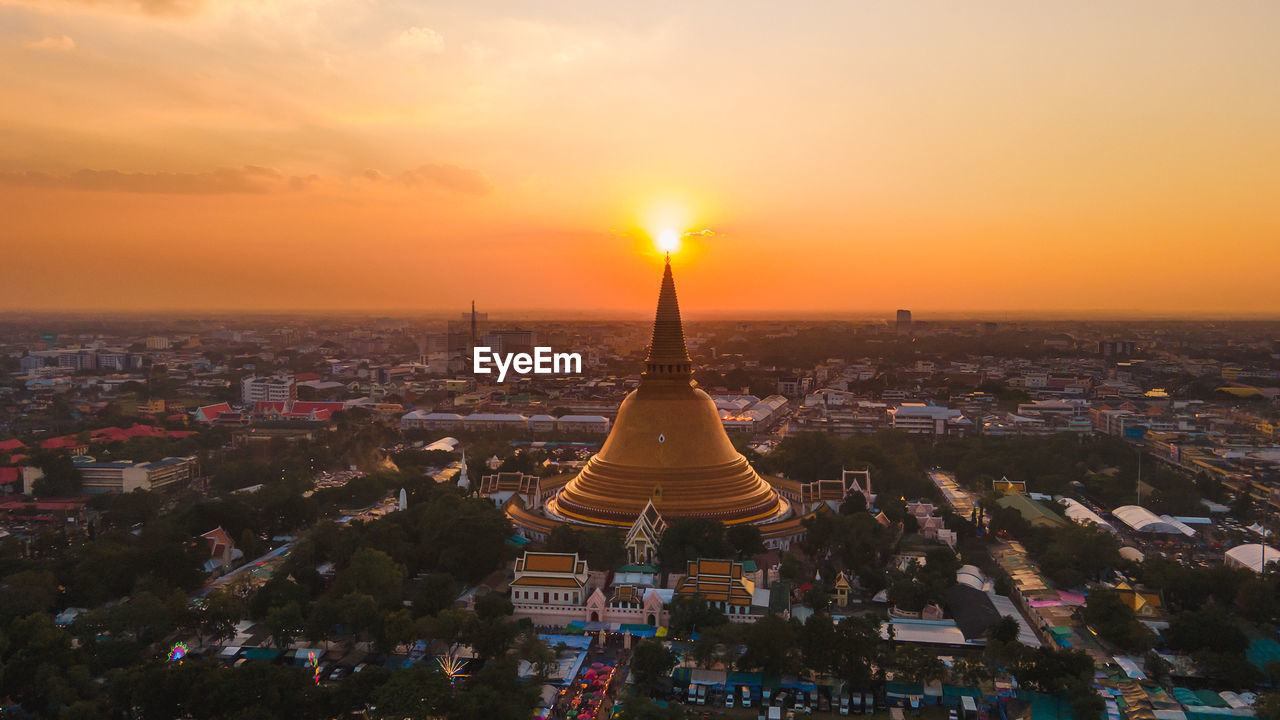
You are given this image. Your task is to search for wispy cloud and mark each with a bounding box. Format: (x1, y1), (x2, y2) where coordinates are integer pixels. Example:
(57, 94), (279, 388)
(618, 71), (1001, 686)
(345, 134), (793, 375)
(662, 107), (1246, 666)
(395, 26), (445, 55)
(365, 163), (495, 196)
(0, 166), (296, 194)
(6, 0), (203, 17)
(24, 34), (77, 52)
(0, 162), (494, 196)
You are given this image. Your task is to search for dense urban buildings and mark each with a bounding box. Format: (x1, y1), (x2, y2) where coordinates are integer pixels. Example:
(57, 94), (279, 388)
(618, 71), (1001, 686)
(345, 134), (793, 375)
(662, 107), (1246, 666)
(3, 294), (1280, 720)
(4, 0), (1280, 716)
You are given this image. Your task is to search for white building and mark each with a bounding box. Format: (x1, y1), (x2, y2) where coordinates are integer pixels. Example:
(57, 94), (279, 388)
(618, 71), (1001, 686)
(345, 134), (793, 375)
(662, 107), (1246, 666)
(24, 456), (198, 494)
(461, 413), (528, 431)
(57, 349), (98, 371)
(888, 403), (965, 436)
(555, 415), (611, 434)
(528, 414), (557, 433)
(241, 375), (296, 405)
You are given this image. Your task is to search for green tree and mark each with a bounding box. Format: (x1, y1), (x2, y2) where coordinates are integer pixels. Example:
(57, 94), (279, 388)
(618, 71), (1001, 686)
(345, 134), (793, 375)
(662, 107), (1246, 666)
(265, 601), (304, 649)
(631, 638), (678, 696)
(736, 614), (798, 678)
(727, 524), (765, 559)
(987, 615), (1020, 644)
(893, 644), (947, 684)
(835, 615), (887, 686)
(412, 573), (459, 617)
(334, 548), (406, 608)
(31, 452), (83, 497)
(197, 590), (242, 647)
(1012, 646), (1094, 695)
(370, 665), (451, 719)
(657, 518), (733, 572)
(667, 594), (727, 636)
(375, 608), (415, 654)
(1164, 605), (1248, 655)
(800, 614), (839, 675)
(1081, 588), (1155, 653)
(448, 658), (539, 720)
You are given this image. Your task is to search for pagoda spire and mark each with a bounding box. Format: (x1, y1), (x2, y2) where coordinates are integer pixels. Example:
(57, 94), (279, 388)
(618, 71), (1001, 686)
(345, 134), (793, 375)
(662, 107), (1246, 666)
(644, 255), (692, 379)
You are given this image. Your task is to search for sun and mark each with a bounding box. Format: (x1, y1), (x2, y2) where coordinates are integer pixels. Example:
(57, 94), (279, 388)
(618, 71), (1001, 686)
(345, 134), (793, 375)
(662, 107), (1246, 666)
(656, 229), (681, 253)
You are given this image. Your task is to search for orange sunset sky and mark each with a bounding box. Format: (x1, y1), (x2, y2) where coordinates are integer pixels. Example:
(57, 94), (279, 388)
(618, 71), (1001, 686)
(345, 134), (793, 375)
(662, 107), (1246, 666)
(2, 1), (1279, 317)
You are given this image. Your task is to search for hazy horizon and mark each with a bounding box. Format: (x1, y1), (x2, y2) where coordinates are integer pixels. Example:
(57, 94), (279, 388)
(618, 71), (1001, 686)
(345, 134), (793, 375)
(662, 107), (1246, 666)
(4, 306), (1280, 324)
(3, 1), (1279, 314)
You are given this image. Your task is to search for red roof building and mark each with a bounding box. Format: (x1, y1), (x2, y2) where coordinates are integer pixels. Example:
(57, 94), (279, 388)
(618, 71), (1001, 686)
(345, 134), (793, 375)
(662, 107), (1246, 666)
(194, 403), (234, 423)
(200, 526), (244, 575)
(39, 436), (89, 454)
(88, 424), (197, 442)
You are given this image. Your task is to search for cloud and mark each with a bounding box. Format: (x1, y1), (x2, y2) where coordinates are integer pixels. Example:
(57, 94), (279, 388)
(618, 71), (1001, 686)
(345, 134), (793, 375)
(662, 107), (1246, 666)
(24, 35), (77, 52)
(0, 166), (296, 194)
(395, 163), (494, 196)
(683, 228), (716, 238)
(395, 26), (445, 55)
(6, 0), (203, 17)
(0, 162), (494, 196)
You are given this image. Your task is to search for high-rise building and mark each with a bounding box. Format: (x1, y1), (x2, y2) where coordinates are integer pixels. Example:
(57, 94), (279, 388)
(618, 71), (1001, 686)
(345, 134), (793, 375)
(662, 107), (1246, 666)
(480, 329), (535, 355)
(896, 309), (912, 335)
(57, 349), (97, 371)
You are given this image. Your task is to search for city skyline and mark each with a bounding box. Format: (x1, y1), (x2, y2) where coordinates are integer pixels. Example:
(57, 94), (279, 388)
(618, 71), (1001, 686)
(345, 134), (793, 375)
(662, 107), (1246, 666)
(3, 1), (1280, 315)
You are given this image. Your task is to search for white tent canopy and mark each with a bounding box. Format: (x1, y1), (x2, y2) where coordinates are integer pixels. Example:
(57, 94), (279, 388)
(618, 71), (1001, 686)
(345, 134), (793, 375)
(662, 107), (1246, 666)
(1224, 543), (1280, 573)
(1111, 505), (1183, 534)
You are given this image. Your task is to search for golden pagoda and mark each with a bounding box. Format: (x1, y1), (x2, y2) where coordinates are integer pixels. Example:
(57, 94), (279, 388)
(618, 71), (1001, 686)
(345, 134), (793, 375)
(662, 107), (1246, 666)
(547, 256), (788, 527)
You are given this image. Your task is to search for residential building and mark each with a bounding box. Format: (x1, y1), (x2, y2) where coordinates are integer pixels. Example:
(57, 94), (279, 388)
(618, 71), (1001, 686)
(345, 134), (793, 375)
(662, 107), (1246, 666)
(241, 375), (296, 405)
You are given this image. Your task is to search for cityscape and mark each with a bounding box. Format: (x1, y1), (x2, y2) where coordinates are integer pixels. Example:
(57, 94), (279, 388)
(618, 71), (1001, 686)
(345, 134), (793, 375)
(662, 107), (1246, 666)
(3, 2), (1280, 720)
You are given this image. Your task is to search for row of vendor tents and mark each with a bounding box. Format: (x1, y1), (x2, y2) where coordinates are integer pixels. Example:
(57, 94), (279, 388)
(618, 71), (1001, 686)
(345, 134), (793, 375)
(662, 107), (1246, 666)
(671, 671), (987, 709)
(217, 645), (332, 666)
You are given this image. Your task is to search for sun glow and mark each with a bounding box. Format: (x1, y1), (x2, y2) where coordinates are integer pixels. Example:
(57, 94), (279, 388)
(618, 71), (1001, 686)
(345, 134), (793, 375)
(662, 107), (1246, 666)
(657, 229), (681, 253)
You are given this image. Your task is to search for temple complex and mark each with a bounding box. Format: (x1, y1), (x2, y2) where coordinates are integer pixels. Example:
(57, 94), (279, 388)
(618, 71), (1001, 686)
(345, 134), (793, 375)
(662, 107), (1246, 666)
(507, 257), (811, 546)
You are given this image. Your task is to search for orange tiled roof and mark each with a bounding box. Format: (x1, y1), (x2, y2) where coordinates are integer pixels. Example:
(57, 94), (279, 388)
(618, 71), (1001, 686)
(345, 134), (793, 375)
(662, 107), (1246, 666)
(521, 552), (580, 574)
(511, 576), (584, 587)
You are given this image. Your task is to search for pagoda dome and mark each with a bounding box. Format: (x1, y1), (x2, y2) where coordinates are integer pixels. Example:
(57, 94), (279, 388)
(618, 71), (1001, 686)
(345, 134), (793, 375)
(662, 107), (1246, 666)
(549, 257), (786, 527)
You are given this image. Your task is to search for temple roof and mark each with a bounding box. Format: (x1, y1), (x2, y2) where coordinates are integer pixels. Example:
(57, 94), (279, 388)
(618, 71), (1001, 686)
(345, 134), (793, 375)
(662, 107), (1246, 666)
(643, 257), (692, 379)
